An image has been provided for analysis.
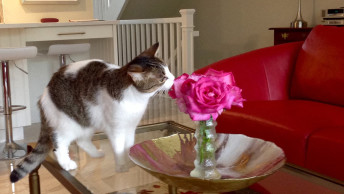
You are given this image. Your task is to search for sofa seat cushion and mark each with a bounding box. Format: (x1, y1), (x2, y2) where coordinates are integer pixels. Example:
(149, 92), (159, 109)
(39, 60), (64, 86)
(216, 100), (344, 167)
(306, 127), (344, 181)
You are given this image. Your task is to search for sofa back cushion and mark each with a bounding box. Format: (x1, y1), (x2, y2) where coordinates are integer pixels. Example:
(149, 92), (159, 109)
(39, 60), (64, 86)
(290, 25), (344, 106)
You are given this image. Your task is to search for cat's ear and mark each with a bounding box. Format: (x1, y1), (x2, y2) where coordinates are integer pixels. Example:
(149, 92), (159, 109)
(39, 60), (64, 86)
(128, 64), (144, 82)
(139, 42), (159, 58)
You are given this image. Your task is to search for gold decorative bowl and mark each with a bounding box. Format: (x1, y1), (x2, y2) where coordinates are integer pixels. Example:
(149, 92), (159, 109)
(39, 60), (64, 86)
(129, 133), (286, 192)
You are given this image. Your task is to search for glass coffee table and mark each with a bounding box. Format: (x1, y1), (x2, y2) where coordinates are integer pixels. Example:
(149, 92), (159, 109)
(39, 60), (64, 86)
(43, 121), (194, 194)
(29, 96), (344, 193)
(42, 96), (198, 194)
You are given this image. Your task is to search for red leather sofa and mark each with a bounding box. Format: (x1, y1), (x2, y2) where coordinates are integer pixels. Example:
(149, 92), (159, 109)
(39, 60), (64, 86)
(195, 25), (344, 183)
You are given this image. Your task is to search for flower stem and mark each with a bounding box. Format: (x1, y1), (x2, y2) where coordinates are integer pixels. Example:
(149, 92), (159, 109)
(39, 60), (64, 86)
(190, 117), (221, 179)
(198, 118), (216, 165)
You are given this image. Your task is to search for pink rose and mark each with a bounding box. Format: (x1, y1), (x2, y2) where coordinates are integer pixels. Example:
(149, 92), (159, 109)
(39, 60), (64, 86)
(169, 69), (244, 121)
(168, 73), (189, 99)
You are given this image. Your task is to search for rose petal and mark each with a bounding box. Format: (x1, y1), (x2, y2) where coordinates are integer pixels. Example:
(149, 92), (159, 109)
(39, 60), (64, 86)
(189, 111), (212, 121)
(169, 68), (244, 121)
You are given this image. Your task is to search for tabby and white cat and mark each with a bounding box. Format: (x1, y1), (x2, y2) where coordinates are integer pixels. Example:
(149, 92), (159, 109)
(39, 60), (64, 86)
(10, 43), (174, 182)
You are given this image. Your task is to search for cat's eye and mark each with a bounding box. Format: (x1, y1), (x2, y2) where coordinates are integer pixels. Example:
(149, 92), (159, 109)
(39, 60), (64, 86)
(148, 64), (159, 68)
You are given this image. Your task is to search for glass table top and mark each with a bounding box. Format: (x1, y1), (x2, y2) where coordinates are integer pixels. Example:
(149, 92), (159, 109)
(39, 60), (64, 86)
(38, 95), (344, 193)
(43, 95), (196, 193)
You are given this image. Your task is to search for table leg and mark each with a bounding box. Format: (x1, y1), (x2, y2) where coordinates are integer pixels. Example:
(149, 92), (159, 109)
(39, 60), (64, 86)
(27, 145), (41, 194)
(168, 185), (178, 194)
(29, 167), (41, 194)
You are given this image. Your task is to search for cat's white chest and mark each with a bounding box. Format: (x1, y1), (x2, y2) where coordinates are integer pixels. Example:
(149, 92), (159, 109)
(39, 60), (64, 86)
(114, 86), (151, 117)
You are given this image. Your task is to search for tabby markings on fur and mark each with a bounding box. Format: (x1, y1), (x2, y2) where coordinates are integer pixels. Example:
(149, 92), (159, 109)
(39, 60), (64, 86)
(10, 43), (174, 182)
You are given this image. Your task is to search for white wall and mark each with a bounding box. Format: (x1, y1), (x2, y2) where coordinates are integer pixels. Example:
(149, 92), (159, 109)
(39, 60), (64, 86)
(2, 0), (93, 23)
(0, 0), (3, 23)
(115, 0), (344, 70)
(93, 0), (126, 20)
(118, 0), (182, 19)
(179, 0), (316, 70)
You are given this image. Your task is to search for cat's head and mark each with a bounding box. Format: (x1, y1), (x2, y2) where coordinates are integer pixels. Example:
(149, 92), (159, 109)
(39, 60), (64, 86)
(127, 43), (174, 93)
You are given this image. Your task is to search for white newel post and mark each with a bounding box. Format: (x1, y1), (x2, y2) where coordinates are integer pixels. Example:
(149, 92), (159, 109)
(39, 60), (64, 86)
(180, 9), (195, 74)
(112, 23), (119, 66)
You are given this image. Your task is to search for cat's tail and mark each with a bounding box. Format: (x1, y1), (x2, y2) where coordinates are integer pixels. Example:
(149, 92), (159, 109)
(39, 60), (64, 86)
(10, 102), (55, 183)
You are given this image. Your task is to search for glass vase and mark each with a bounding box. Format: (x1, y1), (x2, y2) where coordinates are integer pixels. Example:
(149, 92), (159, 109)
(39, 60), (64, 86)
(190, 117), (221, 179)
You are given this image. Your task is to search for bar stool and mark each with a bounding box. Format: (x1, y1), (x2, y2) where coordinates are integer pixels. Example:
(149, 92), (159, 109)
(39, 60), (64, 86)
(0, 46), (37, 160)
(47, 43), (91, 67)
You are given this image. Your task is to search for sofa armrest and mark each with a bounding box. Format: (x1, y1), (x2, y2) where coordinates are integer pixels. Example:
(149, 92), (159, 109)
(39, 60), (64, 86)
(195, 42), (303, 101)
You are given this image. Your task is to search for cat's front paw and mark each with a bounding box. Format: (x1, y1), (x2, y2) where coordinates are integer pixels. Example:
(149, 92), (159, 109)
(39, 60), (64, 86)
(60, 160), (78, 171)
(89, 150), (105, 158)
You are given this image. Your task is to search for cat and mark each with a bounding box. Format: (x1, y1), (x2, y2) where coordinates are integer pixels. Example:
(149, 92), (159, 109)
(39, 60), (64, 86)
(10, 43), (174, 183)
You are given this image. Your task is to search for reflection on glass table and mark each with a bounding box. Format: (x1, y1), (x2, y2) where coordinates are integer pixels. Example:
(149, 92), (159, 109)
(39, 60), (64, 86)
(41, 96), (343, 194)
(2, 95), (343, 194)
(43, 95), (196, 193)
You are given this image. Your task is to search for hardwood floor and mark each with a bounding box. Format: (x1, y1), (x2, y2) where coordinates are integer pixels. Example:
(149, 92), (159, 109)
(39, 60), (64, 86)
(0, 98), (194, 194)
(0, 162), (69, 194)
(0, 123), (69, 194)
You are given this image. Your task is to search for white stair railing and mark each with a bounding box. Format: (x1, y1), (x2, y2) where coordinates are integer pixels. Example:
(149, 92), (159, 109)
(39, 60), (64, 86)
(114, 9), (196, 124)
(114, 9), (195, 76)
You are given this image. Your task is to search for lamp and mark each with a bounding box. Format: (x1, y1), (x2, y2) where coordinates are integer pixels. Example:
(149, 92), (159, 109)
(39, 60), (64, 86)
(291, 0), (307, 28)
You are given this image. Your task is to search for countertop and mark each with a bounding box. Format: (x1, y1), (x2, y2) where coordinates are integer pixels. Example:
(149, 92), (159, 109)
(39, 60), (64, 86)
(0, 20), (118, 29)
